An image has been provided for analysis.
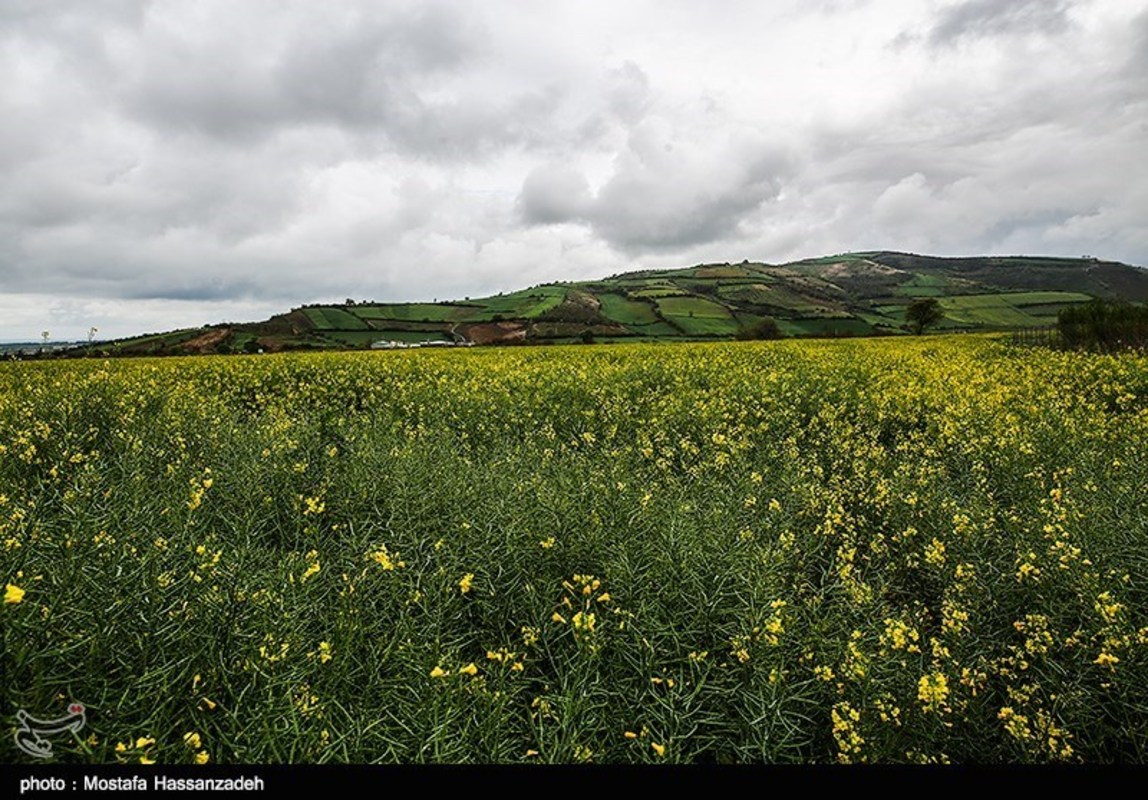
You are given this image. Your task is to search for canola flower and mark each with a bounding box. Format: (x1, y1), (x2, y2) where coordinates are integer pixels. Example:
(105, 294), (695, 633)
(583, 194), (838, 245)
(917, 673), (950, 714)
(300, 550), (321, 582)
(571, 611), (595, 633)
(367, 545), (404, 571)
(112, 735), (159, 765)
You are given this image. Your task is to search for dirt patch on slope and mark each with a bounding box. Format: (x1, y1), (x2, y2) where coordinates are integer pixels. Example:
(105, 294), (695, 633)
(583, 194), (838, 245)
(181, 328), (231, 354)
(459, 321), (528, 345)
(821, 260), (905, 280)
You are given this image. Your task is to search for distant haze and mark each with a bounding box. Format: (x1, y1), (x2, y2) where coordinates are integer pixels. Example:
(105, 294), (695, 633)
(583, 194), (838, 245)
(2, 0), (1146, 340)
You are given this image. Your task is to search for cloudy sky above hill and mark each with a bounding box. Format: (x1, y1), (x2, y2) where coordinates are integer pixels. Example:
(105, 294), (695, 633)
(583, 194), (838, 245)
(2, 0), (1146, 340)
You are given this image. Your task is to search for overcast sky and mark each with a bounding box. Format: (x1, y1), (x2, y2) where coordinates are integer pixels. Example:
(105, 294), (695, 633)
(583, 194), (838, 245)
(2, 0), (1146, 340)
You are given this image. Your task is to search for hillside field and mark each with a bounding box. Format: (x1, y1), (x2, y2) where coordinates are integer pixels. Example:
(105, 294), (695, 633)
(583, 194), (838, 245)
(95, 252), (1148, 356)
(3, 336), (1148, 763)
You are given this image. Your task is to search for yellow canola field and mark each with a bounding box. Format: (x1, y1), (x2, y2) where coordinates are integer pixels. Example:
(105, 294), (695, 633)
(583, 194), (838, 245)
(2, 335), (1147, 763)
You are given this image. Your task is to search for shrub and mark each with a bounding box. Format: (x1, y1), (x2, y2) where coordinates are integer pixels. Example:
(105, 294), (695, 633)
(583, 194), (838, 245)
(735, 318), (783, 340)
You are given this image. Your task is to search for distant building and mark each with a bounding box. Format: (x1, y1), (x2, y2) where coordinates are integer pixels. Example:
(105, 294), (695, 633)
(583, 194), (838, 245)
(370, 339), (474, 350)
(370, 340), (416, 350)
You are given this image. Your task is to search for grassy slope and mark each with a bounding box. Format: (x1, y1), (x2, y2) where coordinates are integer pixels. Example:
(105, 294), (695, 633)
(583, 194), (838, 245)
(101, 253), (1148, 355)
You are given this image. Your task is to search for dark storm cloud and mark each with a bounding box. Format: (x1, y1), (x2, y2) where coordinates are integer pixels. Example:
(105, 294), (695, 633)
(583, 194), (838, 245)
(927, 0), (1074, 47)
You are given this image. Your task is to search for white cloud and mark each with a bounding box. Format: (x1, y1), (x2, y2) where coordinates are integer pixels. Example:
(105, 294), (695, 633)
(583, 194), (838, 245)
(1, 0), (1145, 340)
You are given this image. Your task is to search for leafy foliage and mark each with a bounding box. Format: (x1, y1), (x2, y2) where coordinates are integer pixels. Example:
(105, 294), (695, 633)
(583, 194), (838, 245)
(1058, 299), (1148, 351)
(735, 318), (782, 340)
(906, 298), (945, 335)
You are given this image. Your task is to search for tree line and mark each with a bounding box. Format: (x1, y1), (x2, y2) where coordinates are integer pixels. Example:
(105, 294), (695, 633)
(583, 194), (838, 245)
(1058, 299), (1148, 352)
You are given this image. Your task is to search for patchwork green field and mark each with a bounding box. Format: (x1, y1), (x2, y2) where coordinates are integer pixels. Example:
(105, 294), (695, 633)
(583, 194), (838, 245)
(3, 336), (1148, 763)
(95, 252), (1148, 356)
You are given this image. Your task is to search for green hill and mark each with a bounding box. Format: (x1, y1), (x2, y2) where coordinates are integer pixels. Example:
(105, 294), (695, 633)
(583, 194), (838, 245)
(101, 252), (1148, 355)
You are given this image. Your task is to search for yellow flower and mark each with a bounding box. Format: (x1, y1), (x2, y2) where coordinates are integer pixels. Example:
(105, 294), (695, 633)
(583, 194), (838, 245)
(1096, 592), (1124, 624)
(183, 732), (202, 750)
(814, 665), (835, 682)
(194, 751), (210, 765)
(429, 666), (447, 678)
(301, 561), (321, 582)
(924, 538), (946, 567)
(624, 731), (639, 740)
(998, 707), (1031, 740)
(115, 742), (128, 753)
(368, 546), (401, 570)
(651, 742), (666, 757)
(1016, 559), (1040, 582)
(917, 673), (949, 713)
(139, 756), (155, 765)
(539, 537), (556, 549)
(459, 662), (479, 677)
(4, 583), (25, 604)
(318, 641), (333, 664)
(551, 612), (566, 624)
(459, 573), (474, 594)
(135, 737), (155, 749)
(1095, 652), (1119, 667)
(572, 611), (596, 632)
(883, 618), (920, 652)
(596, 593), (611, 603)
